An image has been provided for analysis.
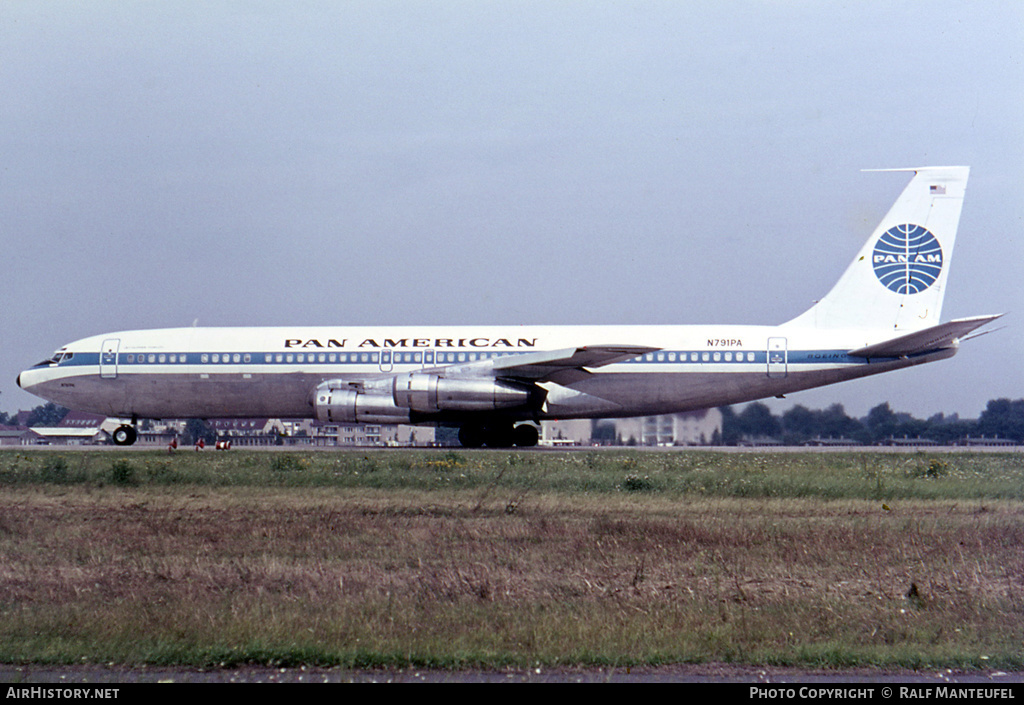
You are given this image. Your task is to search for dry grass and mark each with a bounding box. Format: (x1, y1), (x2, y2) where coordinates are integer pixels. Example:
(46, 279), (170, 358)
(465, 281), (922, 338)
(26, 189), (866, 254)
(0, 462), (1021, 669)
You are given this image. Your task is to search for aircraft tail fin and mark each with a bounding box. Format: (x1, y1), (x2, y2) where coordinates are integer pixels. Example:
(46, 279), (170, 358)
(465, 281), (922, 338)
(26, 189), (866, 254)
(784, 166), (969, 332)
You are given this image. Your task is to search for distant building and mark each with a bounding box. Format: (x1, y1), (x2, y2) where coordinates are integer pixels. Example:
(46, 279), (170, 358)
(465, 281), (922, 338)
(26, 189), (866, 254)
(880, 436), (940, 447)
(57, 411), (107, 429)
(314, 423), (435, 447)
(957, 435), (1018, 447)
(540, 419), (593, 446)
(736, 436), (785, 447)
(29, 426), (107, 445)
(803, 437), (863, 447)
(610, 409), (723, 446)
(0, 426), (43, 446)
(542, 409), (723, 447)
(5, 411), (112, 445)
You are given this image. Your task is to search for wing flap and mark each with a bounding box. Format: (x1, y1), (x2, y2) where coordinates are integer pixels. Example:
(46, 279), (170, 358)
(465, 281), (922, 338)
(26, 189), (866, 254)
(492, 344), (660, 381)
(848, 314), (1003, 358)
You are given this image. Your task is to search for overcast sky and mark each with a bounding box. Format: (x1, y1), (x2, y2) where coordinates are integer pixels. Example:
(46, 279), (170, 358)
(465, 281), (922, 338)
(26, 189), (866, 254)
(2, 1), (1021, 420)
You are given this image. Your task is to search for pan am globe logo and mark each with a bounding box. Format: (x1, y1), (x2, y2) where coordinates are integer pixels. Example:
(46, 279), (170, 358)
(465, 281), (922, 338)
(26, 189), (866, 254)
(872, 224), (943, 295)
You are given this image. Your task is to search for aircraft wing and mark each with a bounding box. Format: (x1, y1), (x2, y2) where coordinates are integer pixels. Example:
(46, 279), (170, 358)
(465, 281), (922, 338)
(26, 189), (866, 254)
(491, 344), (660, 381)
(847, 314), (1003, 358)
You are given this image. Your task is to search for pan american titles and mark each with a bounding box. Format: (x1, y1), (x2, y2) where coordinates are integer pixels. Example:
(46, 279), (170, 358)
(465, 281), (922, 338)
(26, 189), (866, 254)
(284, 337), (539, 349)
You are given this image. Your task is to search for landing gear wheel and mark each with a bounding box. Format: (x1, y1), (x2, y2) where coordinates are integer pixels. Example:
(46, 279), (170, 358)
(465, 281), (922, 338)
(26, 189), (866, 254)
(458, 426), (485, 448)
(513, 424), (539, 447)
(112, 424), (138, 446)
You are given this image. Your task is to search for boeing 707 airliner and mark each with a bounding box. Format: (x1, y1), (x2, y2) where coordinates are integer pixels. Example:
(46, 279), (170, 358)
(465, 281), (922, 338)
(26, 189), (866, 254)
(17, 167), (1001, 447)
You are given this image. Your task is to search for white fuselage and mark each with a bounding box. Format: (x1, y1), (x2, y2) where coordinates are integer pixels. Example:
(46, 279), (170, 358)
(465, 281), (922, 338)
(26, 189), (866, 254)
(16, 323), (949, 422)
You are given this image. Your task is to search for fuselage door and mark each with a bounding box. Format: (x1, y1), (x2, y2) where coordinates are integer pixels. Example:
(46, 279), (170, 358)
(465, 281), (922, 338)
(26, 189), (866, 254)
(379, 348), (393, 373)
(767, 337), (788, 378)
(100, 338), (120, 379)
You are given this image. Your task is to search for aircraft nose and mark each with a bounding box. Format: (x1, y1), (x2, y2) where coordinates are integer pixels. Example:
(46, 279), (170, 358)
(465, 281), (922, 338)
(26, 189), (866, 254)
(16, 370), (35, 391)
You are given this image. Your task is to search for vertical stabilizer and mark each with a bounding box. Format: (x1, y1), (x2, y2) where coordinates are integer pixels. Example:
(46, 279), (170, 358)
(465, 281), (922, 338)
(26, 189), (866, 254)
(784, 166), (969, 332)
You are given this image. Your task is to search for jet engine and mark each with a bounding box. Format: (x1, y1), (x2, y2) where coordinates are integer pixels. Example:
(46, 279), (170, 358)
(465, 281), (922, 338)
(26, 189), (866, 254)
(313, 373), (532, 424)
(392, 372), (531, 412)
(313, 382), (410, 424)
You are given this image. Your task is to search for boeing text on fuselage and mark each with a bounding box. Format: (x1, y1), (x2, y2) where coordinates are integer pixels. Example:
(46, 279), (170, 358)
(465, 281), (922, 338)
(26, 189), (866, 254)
(17, 166), (1001, 447)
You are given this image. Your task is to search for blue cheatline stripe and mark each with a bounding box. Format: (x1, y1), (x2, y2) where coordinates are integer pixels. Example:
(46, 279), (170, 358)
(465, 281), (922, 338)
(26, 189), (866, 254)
(54, 348), (894, 369)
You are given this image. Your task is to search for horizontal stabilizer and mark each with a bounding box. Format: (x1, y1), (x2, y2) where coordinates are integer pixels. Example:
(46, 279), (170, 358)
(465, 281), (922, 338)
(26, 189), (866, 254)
(847, 314), (1003, 358)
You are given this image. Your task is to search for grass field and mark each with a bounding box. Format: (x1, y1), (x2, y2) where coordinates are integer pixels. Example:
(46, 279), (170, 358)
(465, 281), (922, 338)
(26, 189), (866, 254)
(0, 448), (1021, 670)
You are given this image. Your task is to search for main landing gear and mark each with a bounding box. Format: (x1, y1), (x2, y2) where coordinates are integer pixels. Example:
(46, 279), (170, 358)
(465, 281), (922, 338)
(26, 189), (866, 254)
(458, 423), (539, 448)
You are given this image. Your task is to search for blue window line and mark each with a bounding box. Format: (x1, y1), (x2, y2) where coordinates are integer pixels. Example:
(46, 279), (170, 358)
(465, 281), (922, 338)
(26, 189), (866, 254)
(67, 348), (877, 368)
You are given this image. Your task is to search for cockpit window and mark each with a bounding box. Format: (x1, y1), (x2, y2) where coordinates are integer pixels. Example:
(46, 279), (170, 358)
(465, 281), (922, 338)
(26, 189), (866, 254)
(37, 349), (74, 366)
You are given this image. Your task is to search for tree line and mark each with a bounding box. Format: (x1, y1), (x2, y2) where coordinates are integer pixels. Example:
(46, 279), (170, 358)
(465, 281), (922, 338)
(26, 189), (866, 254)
(720, 398), (1024, 445)
(0, 402), (70, 428)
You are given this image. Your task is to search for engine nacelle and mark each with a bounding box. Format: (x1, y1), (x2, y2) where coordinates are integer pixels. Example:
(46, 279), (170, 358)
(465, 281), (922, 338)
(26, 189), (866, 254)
(392, 372), (531, 412)
(313, 381), (411, 424)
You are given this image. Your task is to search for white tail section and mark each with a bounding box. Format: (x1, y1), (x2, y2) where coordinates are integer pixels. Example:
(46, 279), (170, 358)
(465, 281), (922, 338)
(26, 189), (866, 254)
(784, 166), (969, 332)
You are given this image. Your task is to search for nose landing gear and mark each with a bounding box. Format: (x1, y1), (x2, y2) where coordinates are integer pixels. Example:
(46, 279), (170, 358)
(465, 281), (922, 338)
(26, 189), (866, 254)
(112, 416), (139, 446)
(112, 424), (138, 446)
